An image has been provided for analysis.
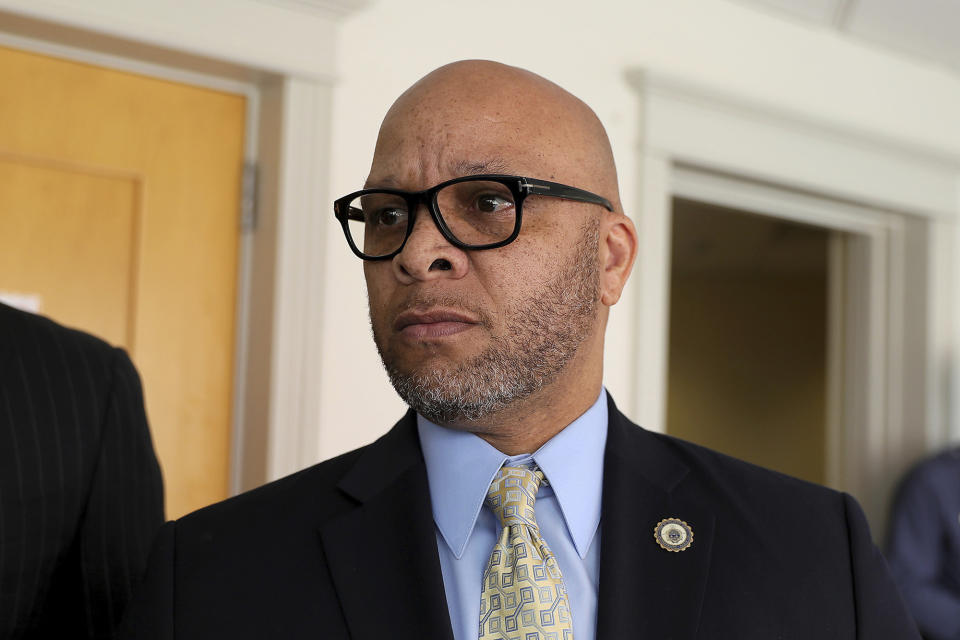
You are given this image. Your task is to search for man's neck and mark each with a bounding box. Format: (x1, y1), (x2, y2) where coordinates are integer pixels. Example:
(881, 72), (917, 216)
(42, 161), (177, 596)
(455, 374), (603, 455)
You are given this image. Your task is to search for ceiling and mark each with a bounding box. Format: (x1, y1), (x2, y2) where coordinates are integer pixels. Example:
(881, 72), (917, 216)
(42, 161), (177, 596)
(731, 0), (960, 74)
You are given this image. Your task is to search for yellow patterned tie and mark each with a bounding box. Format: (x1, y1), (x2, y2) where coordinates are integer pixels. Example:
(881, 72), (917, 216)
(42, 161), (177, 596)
(479, 466), (574, 640)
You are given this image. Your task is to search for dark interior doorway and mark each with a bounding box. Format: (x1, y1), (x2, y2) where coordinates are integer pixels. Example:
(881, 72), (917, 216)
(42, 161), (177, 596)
(666, 197), (830, 485)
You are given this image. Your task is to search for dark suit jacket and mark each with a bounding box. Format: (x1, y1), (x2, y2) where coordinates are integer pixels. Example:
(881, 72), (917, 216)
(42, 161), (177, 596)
(0, 303), (165, 639)
(121, 395), (918, 639)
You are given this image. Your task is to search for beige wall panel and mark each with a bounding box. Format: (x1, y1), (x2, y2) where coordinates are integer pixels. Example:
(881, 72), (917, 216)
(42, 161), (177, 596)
(0, 46), (246, 518)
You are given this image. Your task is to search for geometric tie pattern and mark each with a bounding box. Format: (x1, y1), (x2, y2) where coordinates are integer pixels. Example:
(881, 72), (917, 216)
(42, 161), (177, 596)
(479, 466), (574, 640)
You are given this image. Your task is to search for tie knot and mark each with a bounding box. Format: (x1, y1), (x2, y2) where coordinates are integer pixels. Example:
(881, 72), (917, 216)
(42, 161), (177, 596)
(485, 466), (544, 528)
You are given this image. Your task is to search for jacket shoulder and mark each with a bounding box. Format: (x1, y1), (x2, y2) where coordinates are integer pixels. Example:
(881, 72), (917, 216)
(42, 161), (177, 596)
(174, 443), (371, 536)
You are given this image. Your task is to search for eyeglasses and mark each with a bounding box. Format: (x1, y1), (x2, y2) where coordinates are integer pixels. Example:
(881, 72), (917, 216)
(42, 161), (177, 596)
(333, 173), (613, 261)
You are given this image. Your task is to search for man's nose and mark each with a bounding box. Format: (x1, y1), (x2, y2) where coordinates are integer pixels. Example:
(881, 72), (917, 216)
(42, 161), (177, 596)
(392, 204), (469, 283)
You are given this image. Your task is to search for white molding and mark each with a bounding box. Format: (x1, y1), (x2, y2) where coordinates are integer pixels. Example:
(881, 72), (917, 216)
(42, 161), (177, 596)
(228, 90), (263, 497)
(826, 233), (845, 490)
(952, 176), (960, 441)
(671, 167), (897, 234)
(0, 0), (349, 80)
(254, 0), (370, 17)
(924, 217), (953, 446)
(627, 70), (960, 218)
(627, 155), (673, 432)
(266, 77), (334, 480)
(0, 29), (262, 97)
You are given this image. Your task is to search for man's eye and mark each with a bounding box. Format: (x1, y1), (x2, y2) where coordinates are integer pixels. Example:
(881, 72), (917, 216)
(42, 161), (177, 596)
(372, 208), (406, 227)
(475, 195), (513, 213)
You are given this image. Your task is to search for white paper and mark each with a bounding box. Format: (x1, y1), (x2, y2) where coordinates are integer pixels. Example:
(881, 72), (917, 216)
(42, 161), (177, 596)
(0, 291), (43, 313)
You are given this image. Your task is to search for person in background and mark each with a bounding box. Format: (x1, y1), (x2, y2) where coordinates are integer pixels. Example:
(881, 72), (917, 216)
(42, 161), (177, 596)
(0, 301), (164, 639)
(887, 447), (960, 639)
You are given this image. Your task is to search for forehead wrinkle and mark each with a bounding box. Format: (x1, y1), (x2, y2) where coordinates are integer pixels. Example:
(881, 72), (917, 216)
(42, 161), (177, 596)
(365, 157), (518, 190)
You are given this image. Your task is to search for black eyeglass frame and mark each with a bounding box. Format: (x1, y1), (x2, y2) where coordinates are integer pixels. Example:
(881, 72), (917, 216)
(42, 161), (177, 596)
(333, 173), (614, 261)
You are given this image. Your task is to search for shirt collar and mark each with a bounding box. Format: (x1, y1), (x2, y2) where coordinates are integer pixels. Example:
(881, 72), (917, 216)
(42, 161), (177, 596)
(417, 389), (607, 559)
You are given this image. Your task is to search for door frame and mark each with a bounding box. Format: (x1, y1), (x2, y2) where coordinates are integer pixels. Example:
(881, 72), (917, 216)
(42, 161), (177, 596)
(668, 166), (912, 529)
(0, 0), (364, 493)
(615, 69), (960, 529)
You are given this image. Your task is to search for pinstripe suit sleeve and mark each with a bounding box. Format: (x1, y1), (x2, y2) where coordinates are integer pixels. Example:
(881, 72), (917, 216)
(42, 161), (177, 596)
(78, 347), (165, 638)
(0, 304), (165, 639)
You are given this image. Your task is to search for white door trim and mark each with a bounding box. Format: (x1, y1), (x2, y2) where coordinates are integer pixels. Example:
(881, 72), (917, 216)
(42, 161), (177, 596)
(670, 165), (908, 525)
(0, 0), (348, 81)
(622, 68), (960, 529)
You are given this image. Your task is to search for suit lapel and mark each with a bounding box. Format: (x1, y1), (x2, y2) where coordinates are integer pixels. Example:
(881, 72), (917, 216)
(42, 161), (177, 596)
(597, 398), (715, 640)
(319, 413), (454, 640)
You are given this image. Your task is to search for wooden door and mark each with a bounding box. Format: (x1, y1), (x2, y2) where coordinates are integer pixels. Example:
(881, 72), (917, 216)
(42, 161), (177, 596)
(0, 45), (246, 519)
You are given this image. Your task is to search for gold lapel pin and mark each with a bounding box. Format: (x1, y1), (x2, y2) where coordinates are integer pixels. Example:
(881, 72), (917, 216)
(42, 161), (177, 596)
(654, 518), (693, 552)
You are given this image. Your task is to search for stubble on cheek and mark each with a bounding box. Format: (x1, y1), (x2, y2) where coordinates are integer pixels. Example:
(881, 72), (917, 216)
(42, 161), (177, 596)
(367, 217), (602, 425)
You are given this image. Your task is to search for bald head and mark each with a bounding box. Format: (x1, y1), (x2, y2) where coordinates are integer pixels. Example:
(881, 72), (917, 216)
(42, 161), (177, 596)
(368, 60), (622, 213)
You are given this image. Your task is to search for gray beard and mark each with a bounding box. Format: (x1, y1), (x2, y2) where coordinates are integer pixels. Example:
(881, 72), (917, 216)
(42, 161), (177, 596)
(373, 220), (601, 425)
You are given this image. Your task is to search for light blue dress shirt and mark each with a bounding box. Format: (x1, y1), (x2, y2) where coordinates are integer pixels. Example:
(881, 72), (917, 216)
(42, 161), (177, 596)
(417, 389), (608, 640)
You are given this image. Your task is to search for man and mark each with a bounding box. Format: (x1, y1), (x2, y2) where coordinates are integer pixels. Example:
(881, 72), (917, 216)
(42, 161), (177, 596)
(887, 448), (960, 639)
(121, 61), (918, 638)
(0, 301), (164, 638)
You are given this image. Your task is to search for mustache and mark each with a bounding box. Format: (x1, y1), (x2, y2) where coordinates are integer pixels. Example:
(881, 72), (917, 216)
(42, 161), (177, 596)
(391, 294), (494, 325)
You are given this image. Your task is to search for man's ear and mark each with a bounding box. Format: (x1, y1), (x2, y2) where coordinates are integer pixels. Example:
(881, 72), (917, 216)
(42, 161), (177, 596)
(599, 213), (638, 306)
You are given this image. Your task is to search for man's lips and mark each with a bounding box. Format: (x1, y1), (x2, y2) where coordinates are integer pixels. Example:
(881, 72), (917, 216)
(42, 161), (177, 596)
(394, 308), (480, 339)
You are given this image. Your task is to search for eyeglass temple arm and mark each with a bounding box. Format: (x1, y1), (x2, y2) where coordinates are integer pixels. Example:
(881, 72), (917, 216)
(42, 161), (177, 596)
(521, 178), (614, 212)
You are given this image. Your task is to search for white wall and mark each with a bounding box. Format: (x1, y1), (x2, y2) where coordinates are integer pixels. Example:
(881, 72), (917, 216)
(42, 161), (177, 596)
(318, 0), (960, 459)
(318, 0), (960, 457)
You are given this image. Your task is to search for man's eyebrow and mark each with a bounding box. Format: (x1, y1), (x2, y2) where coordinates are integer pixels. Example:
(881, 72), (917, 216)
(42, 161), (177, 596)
(451, 158), (513, 176)
(365, 170), (410, 188)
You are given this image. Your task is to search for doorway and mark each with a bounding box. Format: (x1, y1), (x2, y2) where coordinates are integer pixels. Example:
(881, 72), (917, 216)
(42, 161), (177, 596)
(666, 197), (830, 485)
(625, 74), (945, 534)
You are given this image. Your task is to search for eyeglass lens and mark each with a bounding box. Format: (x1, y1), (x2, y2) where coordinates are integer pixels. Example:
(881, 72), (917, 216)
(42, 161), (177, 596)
(344, 180), (518, 257)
